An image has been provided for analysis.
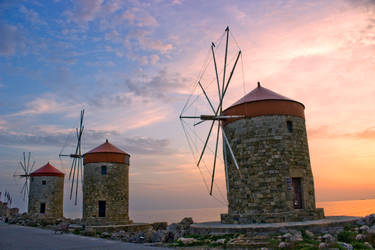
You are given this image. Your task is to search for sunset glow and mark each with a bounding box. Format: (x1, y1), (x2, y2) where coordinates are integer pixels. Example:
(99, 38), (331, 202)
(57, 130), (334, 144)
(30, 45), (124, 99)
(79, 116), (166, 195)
(0, 0), (374, 218)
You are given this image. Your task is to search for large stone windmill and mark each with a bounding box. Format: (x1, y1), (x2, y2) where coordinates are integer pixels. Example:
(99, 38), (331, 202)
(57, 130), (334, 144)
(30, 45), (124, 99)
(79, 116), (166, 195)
(220, 82), (324, 223)
(180, 27), (324, 224)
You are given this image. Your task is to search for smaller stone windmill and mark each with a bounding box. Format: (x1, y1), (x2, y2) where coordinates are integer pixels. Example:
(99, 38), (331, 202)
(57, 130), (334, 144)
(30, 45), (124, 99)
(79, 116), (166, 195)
(82, 139), (131, 225)
(28, 162), (64, 218)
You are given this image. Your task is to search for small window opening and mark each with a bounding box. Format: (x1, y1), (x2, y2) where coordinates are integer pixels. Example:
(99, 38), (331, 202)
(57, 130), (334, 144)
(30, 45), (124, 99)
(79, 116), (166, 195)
(42, 180), (46, 185)
(40, 203), (46, 214)
(98, 200), (106, 217)
(101, 165), (107, 175)
(287, 121), (293, 133)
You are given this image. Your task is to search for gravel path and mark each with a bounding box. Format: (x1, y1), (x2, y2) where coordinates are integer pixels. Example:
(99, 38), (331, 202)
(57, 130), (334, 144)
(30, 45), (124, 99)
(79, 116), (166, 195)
(0, 222), (168, 250)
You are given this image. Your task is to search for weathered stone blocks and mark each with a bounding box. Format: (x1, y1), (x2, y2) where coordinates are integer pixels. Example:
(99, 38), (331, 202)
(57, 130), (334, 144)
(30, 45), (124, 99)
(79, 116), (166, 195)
(221, 115), (324, 223)
(83, 162), (130, 225)
(28, 175), (64, 218)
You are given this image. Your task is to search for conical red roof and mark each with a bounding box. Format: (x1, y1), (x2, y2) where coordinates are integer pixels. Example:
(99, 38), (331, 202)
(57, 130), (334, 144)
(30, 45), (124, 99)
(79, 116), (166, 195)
(228, 82), (303, 109)
(30, 162), (64, 177)
(85, 139), (129, 155)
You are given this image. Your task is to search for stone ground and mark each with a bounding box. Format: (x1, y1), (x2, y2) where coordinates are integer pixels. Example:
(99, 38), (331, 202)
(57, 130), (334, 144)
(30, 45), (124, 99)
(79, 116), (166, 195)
(0, 221), (167, 250)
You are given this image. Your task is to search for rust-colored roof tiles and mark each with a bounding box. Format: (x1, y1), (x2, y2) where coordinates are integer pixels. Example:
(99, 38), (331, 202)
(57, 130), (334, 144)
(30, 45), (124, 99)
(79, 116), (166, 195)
(85, 139), (129, 155)
(30, 162), (64, 177)
(228, 82), (303, 108)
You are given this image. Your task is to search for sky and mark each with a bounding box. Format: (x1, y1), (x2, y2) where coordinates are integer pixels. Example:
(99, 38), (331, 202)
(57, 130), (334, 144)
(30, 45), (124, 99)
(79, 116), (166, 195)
(1, 0), (375, 220)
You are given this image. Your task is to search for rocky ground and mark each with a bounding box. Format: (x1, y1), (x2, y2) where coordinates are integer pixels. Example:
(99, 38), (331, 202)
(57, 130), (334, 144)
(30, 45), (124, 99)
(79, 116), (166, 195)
(4, 213), (375, 249)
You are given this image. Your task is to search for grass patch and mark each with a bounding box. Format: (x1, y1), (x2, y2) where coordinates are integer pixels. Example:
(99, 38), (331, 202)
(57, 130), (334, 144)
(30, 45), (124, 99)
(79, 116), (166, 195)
(337, 231), (356, 243)
(352, 242), (372, 249)
(268, 238), (280, 248)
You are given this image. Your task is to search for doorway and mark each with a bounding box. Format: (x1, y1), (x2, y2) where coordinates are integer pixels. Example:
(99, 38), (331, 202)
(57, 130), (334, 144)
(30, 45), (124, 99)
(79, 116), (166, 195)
(292, 178), (303, 209)
(98, 200), (106, 217)
(40, 203), (46, 214)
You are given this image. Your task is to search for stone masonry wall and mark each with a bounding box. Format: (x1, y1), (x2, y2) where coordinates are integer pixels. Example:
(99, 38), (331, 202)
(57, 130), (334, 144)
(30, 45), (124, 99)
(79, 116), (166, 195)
(221, 115), (324, 223)
(28, 176), (64, 218)
(83, 162), (130, 225)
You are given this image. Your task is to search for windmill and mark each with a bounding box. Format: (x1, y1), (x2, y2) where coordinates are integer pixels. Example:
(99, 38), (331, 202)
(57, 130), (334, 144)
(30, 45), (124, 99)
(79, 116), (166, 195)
(59, 109), (84, 205)
(179, 27), (244, 198)
(13, 152), (36, 201)
(2, 191), (13, 208)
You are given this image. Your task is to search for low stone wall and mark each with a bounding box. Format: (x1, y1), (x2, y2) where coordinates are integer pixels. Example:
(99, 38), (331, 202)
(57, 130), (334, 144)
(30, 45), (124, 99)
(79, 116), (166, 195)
(191, 216), (359, 235)
(87, 223), (152, 233)
(221, 208), (325, 224)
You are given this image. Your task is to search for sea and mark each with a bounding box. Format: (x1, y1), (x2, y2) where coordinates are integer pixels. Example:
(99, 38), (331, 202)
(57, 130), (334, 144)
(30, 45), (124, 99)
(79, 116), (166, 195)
(130, 199), (375, 223)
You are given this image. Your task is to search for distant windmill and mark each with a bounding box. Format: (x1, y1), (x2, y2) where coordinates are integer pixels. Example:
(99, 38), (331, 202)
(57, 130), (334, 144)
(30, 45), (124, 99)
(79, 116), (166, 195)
(13, 152), (36, 201)
(2, 191), (13, 208)
(59, 109), (84, 205)
(180, 26), (243, 197)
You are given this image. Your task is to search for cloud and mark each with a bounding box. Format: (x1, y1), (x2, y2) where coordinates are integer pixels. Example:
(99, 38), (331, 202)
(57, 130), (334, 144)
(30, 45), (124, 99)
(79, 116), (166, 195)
(11, 94), (79, 116)
(102, 0), (122, 14)
(124, 29), (173, 54)
(139, 56), (148, 65)
(146, 40), (173, 53)
(121, 137), (172, 155)
(349, 127), (375, 140)
(138, 55), (159, 65)
(19, 5), (46, 25)
(346, 0), (375, 7)
(0, 118), (7, 130)
(65, 0), (104, 23)
(65, 0), (124, 24)
(0, 127), (113, 149)
(308, 126), (375, 140)
(0, 128), (172, 156)
(0, 23), (24, 56)
(122, 8), (159, 27)
(170, 0), (183, 5)
(123, 69), (188, 101)
(150, 54), (159, 64)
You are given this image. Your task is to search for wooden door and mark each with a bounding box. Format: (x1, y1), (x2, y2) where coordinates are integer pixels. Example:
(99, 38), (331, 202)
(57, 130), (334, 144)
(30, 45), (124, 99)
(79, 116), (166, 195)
(98, 200), (106, 217)
(292, 178), (303, 209)
(40, 203), (46, 214)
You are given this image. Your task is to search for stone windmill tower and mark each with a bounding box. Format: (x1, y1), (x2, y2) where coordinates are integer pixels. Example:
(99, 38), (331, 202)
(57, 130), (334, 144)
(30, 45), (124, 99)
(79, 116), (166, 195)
(28, 162), (64, 218)
(180, 27), (323, 224)
(83, 139), (131, 225)
(220, 83), (324, 223)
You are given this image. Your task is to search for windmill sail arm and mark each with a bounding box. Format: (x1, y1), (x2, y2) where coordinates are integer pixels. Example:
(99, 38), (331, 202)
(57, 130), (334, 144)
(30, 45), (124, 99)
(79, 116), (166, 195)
(223, 131), (230, 192)
(221, 50), (242, 104)
(197, 120), (216, 167)
(198, 81), (215, 113)
(59, 153), (82, 158)
(180, 115), (244, 120)
(211, 43), (221, 100)
(209, 123), (221, 195)
(222, 129), (240, 170)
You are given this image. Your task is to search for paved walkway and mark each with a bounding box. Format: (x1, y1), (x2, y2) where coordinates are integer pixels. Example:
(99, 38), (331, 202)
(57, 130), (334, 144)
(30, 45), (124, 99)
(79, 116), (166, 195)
(0, 222), (167, 250)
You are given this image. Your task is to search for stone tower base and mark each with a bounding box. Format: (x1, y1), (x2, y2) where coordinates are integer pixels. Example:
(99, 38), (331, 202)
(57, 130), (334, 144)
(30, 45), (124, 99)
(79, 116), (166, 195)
(221, 208), (324, 224)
